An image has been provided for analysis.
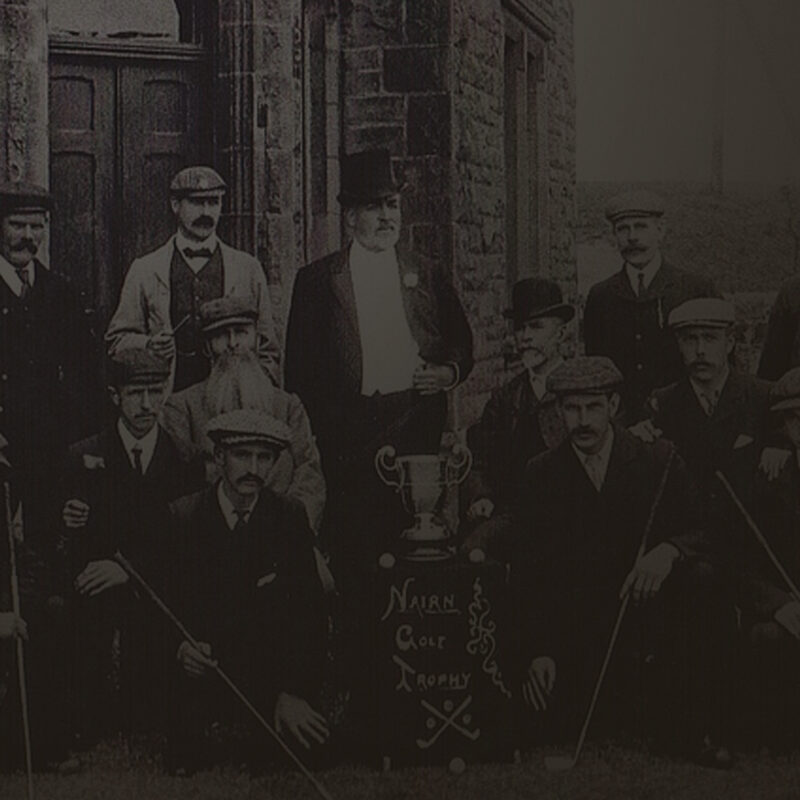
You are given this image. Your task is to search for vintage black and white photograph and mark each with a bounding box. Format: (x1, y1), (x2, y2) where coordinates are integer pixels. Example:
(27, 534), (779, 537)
(1, 0), (800, 797)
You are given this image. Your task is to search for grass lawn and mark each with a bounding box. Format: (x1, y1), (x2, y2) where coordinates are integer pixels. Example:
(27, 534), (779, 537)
(1, 739), (799, 800)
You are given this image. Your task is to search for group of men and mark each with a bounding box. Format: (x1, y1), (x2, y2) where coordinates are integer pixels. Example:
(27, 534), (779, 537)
(1, 153), (800, 774)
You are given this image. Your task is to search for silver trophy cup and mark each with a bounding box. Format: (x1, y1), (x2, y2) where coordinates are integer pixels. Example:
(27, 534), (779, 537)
(374, 444), (472, 561)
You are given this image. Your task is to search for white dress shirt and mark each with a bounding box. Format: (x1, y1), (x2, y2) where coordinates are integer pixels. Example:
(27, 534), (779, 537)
(217, 481), (257, 531)
(0, 254), (34, 296)
(174, 232), (219, 274)
(572, 426), (615, 491)
(117, 419), (159, 474)
(625, 252), (662, 296)
(349, 238), (420, 396)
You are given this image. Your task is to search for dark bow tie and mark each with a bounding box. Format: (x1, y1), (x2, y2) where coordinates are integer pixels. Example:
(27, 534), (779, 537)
(184, 247), (213, 259)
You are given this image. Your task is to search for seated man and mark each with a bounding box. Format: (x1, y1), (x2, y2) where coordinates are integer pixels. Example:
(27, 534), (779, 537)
(512, 357), (735, 767)
(462, 278), (572, 557)
(156, 410), (329, 773)
(61, 349), (203, 736)
(162, 295), (325, 533)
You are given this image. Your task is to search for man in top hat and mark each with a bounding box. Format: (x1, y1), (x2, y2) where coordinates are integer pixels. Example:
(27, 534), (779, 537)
(583, 190), (716, 420)
(511, 356), (734, 766)
(284, 149), (473, 571)
(105, 165), (279, 392)
(154, 409), (328, 772)
(461, 277), (572, 557)
(59, 348), (203, 736)
(162, 295), (325, 533)
(630, 298), (779, 501)
(0, 180), (99, 502)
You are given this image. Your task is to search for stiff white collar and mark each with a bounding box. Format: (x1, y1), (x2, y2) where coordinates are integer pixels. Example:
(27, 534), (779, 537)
(0, 253), (35, 296)
(625, 251), (662, 295)
(116, 418), (159, 474)
(216, 480), (257, 531)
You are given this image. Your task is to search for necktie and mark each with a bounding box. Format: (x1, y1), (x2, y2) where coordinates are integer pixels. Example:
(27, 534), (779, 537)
(584, 453), (604, 491)
(131, 446), (144, 475)
(16, 268), (30, 301)
(184, 247), (213, 259)
(636, 271), (646, 298)
(233, 508), (248, 532)
(699, 391), (717, 417)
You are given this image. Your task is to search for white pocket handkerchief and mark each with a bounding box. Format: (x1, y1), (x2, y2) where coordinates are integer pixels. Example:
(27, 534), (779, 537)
(256, 572), (277, 588)
(733, 434), (754, 450)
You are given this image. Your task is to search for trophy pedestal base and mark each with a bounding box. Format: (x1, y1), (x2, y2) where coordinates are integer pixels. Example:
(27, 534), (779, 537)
(401, 514), (453, 562)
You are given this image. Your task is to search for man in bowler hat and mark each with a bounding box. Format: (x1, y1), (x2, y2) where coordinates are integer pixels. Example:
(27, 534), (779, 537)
(462, 277), (572, 557)
(106, 166), (279, 391)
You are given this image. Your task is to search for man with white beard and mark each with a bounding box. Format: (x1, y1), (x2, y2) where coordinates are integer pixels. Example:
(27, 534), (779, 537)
(162, 295), (325, 533)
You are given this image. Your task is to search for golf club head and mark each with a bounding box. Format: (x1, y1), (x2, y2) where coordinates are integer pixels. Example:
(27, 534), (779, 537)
(544, 754), (575, 772)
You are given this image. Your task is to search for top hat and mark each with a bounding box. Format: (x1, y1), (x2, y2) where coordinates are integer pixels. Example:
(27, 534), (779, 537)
(504, 278), (575, 328)
(338, 149), (403, 207)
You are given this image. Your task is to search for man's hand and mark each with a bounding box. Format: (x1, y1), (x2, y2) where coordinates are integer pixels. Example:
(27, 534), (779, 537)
(620, 542), (680, 604)
(759, 447), (791, 482)
(74, 559), (129, 597)
(177, 640), (216, 678)
(522, 656), (555, 711)
(628, 419), (662, 443)
(775, 600), (800, 640)
(63, 498), (90, 529)
(466, 498), (495, 522)
(0, 611), (27, 640)
(147, 330), (176, 361)
(274, 692), (330, 749)
(413, 363), (457, 395)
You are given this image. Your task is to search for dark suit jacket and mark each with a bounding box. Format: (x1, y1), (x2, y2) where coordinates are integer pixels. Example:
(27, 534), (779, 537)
(63, 425), (202, 573)
(157, 486), (325, 708)
(758, 274), (800, 380)
(465, 370), (566, 511)
(583, 262), (716, 419)
(513, 427), (706, 663)
(647, 370), (772, 501)
(284, 245), (473, 457)
(0, 262), (99, 471)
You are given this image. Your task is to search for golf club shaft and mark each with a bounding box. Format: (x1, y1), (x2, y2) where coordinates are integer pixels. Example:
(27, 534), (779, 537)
(114, 551), (335, 800)
(4, 483), (34, 800)
(716, 470), (800, 604)
(569, 445), (676, 766)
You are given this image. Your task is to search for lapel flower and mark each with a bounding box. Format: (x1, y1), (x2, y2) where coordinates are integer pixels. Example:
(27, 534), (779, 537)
(403, 272), (419, 289)
(82, 454), (106, 470)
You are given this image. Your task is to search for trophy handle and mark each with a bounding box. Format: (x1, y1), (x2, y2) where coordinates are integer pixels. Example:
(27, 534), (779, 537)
(375, 445), (402, 489)
(445, 444), (472, 487)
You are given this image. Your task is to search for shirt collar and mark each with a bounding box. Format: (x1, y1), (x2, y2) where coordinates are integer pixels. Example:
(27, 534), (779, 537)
(625, 251), (662, 294)
(348, 236), (398, 273)
(216, 480), (257, 531)
(689, 365), (730, 413)
(116, 418), (159, 473)
(0, 253), (35, 296)
(571, 426), (615, 486)
(175, 232), (218, 258)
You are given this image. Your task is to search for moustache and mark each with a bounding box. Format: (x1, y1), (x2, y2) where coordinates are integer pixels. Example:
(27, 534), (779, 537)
(574, 426), (596, 437)
(688, 361), (713, 369)
(12, 240), (37, 252)
(192, 216), (215, 227)
(622, 246), (646, 255)
(237, 473), (264, 486)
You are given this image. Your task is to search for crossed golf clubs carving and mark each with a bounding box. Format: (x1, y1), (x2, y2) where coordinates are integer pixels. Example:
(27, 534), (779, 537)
(416, 694), (480, 749)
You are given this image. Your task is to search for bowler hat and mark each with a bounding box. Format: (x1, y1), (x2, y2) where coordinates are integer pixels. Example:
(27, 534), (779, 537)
(206, 409), (290, 449)
(769, 367), (800, 413)
(108, 348), (170, 388)
(604, 189), (665, 223)
(200, 295), (258, 334)
(547, 356), (624, 396)
(170, 166), (227, 198)
(504, 278), (575, 327)
(338, 149), (403, 207)
(0, 181), (52, 216)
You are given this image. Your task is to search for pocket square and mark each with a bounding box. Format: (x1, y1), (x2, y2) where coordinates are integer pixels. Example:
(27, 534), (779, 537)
(733, 434), (754, 449)
(256, 572), (277, 588)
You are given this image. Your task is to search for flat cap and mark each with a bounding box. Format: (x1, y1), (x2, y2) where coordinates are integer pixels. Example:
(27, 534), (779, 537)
(169, 166), (227, 197)
(604, 189), (665, 223)
(0, 181), (53, 215)
(668, 298), (735, 329)
(200, 295), (258, 334)
(547, 356), (624, 396)
(206, 409), (290, 449)
(108, 348), (170, 387)
(770, 367), (800, 413)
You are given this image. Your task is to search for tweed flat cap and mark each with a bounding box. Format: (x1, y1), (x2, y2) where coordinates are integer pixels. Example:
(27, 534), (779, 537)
(769, 367), (800, 413)
(108, 348), (170, 387)
(169, 166), (227, 197)
(0, 181), (53, 215)
(604, 189), (665, 223)
(668, 298), (735, 329)
(200, 295), (258, 334)
(547, 356), (624, 396)
(206, 409), (290, 449)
